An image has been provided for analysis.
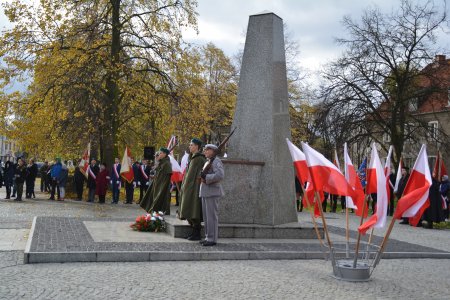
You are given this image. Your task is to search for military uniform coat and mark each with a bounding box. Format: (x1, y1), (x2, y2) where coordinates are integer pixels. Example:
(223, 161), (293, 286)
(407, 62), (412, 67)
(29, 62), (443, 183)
(179, 152), (206, 223)
(140, 156), (172, 214)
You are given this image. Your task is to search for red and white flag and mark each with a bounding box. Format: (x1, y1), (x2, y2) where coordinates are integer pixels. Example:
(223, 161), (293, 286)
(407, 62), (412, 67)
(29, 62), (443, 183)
(394, 145), (431, 226)
(286, 139), (310, 184)
(301, 142), (358, 199)
(180, 151), (189, 175)
(334, 149), (341, 170)
(384, 145), (394, 200)
(167, 135), (177, 153)
(169, 155), (183, 182)
(393, 158), (403, 193)
(343, 143), (365, 215)
(286, 139), (317, 213)
(120, 146), (134, 183)
(358, 143), (389, 234)
(78, 143), (90, 179)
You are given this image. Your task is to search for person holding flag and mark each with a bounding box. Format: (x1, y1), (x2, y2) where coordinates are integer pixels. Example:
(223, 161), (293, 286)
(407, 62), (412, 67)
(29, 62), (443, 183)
(110, 158), (121, 204)
(120, 147), (135, 204)
(179, 138), (206, 241)
(140, 147), (173, 215)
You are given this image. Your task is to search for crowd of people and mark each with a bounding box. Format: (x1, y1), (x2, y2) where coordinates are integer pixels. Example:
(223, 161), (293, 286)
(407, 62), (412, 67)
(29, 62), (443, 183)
(0, 139), (225, 246)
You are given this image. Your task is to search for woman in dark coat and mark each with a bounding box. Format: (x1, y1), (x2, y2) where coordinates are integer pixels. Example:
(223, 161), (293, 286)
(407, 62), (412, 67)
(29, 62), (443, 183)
(423, 177), (445, 228)
(14, 158), (27, 201)
(95, 163), (109, 204)
(3, 160), (15, 199)
(25, 158), (38, 199)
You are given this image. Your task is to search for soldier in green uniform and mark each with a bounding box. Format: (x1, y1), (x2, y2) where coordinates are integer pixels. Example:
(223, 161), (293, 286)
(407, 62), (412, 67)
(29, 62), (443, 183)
(179, 138), (206, 240)
(140, 147), (172, 215)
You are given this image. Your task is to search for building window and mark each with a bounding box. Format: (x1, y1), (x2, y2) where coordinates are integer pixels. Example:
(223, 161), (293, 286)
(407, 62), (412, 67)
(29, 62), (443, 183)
(404, 123), (414, 142)
(447, 87), (450, 106)
(427, 121), (438, 140)
(383, 132), (391, 143)
(409, 97), (418, 111)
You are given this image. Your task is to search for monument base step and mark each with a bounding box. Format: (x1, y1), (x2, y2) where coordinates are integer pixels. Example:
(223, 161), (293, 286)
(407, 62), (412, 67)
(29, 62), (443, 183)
(165, 215), (323, 239)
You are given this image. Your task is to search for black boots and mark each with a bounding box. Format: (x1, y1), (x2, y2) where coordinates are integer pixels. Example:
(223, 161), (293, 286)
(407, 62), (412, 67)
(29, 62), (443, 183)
(187, 226), (201, 241)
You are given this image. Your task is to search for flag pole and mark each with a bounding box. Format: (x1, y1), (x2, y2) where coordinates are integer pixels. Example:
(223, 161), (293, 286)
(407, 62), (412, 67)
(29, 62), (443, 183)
(352, 194), (369, 268)
(315, 191), (333, 252)
(372, 195), (400, 269)
(345, 204), (350, 258)
(300, 184), (324, 246)
(364, 227), (375, 259)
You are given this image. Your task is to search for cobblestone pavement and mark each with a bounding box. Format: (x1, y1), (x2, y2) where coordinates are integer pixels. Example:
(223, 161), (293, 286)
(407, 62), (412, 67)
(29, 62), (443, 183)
(1, 190), (450, 299)
(0, 251), (449, 300)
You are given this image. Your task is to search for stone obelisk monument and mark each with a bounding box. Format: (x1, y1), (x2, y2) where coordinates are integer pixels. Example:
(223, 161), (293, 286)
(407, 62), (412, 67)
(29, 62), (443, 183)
(220, 12), (297, 226)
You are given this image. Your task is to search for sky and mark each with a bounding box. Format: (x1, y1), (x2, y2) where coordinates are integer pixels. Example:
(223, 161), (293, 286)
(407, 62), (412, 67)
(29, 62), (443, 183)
(1, 0), (449, 89)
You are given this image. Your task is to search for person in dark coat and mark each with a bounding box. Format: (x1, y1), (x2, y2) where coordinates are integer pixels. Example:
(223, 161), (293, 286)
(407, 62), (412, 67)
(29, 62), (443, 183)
(110, 158), (121, 204)
(57, 164), (68, 201)
(25, 158), (38, 199)
(3, 160), (15, 199)
(422, 175), (444, 228)
(440, 175), (449, 221)
(39, 161), (50, 192)
(141, 147), (172, 214)
(137, 159), (151, 203)
(74, 162), (85, 201)
(396, 167), (410, 224)
(179, 138), (206, 240)
(387, 170), (396, 216)
(95, 163), (109, 204)
(14, 158), (27, 201)
(87, 159), (99, 202)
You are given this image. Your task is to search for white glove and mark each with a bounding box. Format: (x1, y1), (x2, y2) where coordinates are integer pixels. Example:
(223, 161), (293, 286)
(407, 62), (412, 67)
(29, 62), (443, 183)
(133, 182), (136, 188)
(146, 182), (149, 186)
(110, 180), (113, 185)
(116, 181), (120, 185)
(138, 182), (141, 186)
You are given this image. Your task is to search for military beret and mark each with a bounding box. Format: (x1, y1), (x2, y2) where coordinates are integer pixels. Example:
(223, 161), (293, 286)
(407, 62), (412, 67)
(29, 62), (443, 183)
(191, 138), (203, 146)
(159, 147), (170, 155)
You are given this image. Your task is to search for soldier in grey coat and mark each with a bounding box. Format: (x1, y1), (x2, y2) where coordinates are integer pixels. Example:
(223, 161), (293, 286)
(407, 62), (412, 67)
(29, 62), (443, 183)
(199, 144), (224, 246)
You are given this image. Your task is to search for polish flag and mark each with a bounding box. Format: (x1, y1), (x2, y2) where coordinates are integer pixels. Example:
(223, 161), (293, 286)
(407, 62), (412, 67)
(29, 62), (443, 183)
(343, 143), (366, 216)
(334, 149), (341, 170)
(393, 158), (403, 193)
(384, 145), (394, 200)
(394, 145), (431, 226)
(169, 155), (183, 182)
(180, 152), (189, 175)
(120, 146), (134, 183)
(301, 142), (357, 199)
(78, 143), (90, 179)
(286, 139), (317, 211)
(286, 139), (310, 184)
(358, 143), (389, 234)
(167, 135), (177, 153)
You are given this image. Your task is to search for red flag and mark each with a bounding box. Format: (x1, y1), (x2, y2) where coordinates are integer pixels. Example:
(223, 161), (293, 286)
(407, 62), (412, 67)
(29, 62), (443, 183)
(301, 142), (358, 199)
(169, 155), (183, 182)
(120, 146), (134, 183)
(343, 143), (366, 216)
(358, 143), (389, 234)
(393, 145), (431, 226)
(78, 143), (90, 179)
(433, 151), (448, 179)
